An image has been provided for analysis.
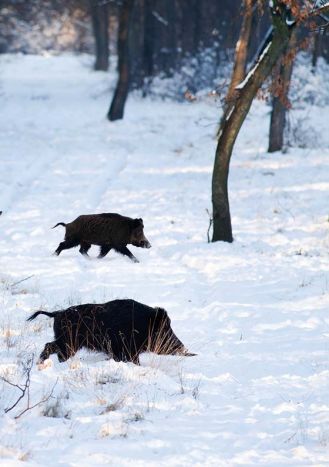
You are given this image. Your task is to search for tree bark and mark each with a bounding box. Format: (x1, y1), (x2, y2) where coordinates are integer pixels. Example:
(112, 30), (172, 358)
(268, 31), (297, 153)
(154, 0), (177, 76)
(226, 0), (255, 104)
(108, 0), (135, 121)
(212, 2), (293, 243)
(90, 0), (109, 71)
(312, 32), (323, 70)
(142, 0), (155, 95)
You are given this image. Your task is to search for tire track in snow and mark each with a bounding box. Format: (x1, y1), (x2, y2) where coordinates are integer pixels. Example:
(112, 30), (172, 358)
(85, 150), (129, 212)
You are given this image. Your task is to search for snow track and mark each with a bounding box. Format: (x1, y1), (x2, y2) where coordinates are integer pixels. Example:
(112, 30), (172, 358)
(0, 54), (329, 466)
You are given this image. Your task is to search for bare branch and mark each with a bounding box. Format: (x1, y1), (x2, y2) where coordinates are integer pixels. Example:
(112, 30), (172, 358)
(2, 357), (33, 413)
(206, 209), (213, 243)
(11, 275), (35, 288)
(1, 356), (58, 419)
(14, 379), (58, 420)
(312, 2), (329, 16)
(151, 10), (169, 26)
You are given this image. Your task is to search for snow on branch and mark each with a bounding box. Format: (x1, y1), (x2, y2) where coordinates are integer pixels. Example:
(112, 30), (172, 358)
(235, 40), (272, 91)
(311, 1), (329, 16)
(152, 10), (169, 26)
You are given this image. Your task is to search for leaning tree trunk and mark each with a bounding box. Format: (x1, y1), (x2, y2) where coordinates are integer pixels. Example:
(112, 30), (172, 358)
(225, 0), (255, 109)
(90, 0), (109, 71)
(108, 0), (135, 121)
(268, 31), (297, 153)
(212, 2), (294, 243)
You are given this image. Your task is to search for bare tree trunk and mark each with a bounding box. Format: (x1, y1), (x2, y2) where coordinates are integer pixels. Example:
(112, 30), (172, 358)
(212, 2), (293, 243)
(154, 0), (177, 76)
(226, 0), (255, 104)
(108, 0), (135, 121)
(268, 31), (297, 153)
(142, 0), (155, 95)
(312, 32), (323, 70)
(90, 0), (109, 71)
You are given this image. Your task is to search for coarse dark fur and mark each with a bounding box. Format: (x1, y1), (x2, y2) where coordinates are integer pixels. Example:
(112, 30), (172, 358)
(52, 213), (151, 262)
(27, 299), (196, 365)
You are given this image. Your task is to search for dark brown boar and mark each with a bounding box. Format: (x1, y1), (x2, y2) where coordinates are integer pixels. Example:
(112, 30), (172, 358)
(52, 213), (151, 262)
(27, 299), (196, 365)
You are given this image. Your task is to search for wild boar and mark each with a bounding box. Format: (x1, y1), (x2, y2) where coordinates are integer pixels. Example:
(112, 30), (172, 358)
(27, 299), (196, 365)
(52, 213), (151, 262)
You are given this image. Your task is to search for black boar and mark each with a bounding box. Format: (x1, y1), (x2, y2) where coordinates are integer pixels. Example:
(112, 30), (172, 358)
(27, 299), (196, 365)
(52, 213), (151, 262)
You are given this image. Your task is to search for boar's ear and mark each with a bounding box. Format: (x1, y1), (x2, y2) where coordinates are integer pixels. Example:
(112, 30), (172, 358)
(133, 218), (143, 228)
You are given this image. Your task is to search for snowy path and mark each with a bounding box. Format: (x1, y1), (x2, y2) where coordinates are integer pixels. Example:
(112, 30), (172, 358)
(0, 54), (329, 466)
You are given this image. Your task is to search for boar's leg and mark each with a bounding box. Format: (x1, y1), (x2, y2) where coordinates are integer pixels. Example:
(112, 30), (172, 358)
(98, 245), (111, 258)
(38, 341), (62, 363)
(57, 346), (75, 362)
(79, 242), (91, 257)
(114, 246), (139, 263)
(130, 353), (140, 365)
(110, 339), (141, 364)
(39, 340), (74, 363)
(124, 353), (140, 365)
(112, 351), (140, 365)
(54, 238), (79, 256)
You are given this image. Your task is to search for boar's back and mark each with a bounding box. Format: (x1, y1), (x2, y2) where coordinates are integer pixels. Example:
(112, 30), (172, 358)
(53, 300), (168, 354)
(69, 213), (133, 246)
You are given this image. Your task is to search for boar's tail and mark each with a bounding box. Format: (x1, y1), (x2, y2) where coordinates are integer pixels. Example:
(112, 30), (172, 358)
(27, 310), (57, 321)
(52, 222), (66, 229)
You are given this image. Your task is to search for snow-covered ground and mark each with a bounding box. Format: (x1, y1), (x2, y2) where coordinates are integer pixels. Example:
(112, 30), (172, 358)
(0, 53), (329, 466)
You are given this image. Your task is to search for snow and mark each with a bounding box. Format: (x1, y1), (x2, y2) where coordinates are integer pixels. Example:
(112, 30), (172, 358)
(235, 41), (272, 91)
(0, 53), (329, 466)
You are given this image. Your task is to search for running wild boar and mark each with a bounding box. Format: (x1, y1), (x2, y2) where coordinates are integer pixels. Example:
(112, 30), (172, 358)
(27, 299), (196, 365)
(52, 213), (151, 262)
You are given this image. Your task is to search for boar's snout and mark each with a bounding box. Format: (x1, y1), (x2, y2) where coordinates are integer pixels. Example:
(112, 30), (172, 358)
(131, 232), (151, 249)
(140, 238), (151, 249)
(180, 349), (197, 357)
(130, 219), (151, 249)
(171, 344), (197, 357)
(164, 332), (197, 357)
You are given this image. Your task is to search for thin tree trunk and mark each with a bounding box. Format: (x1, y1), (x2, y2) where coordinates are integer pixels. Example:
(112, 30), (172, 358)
(155, 0), (177, 76)
(217, 0), (255, 138)
(268, 31), (297, 153)
(192, 0), (201, 52)
(212, 2), (293, 242)
(226, 0), (255, 104)
(142, 0), (154, 96)
(90, 0), (109, 71)
(312, 32), (323, 70)
(166, 0), (177, 74)
(108, 0), (135, 121)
